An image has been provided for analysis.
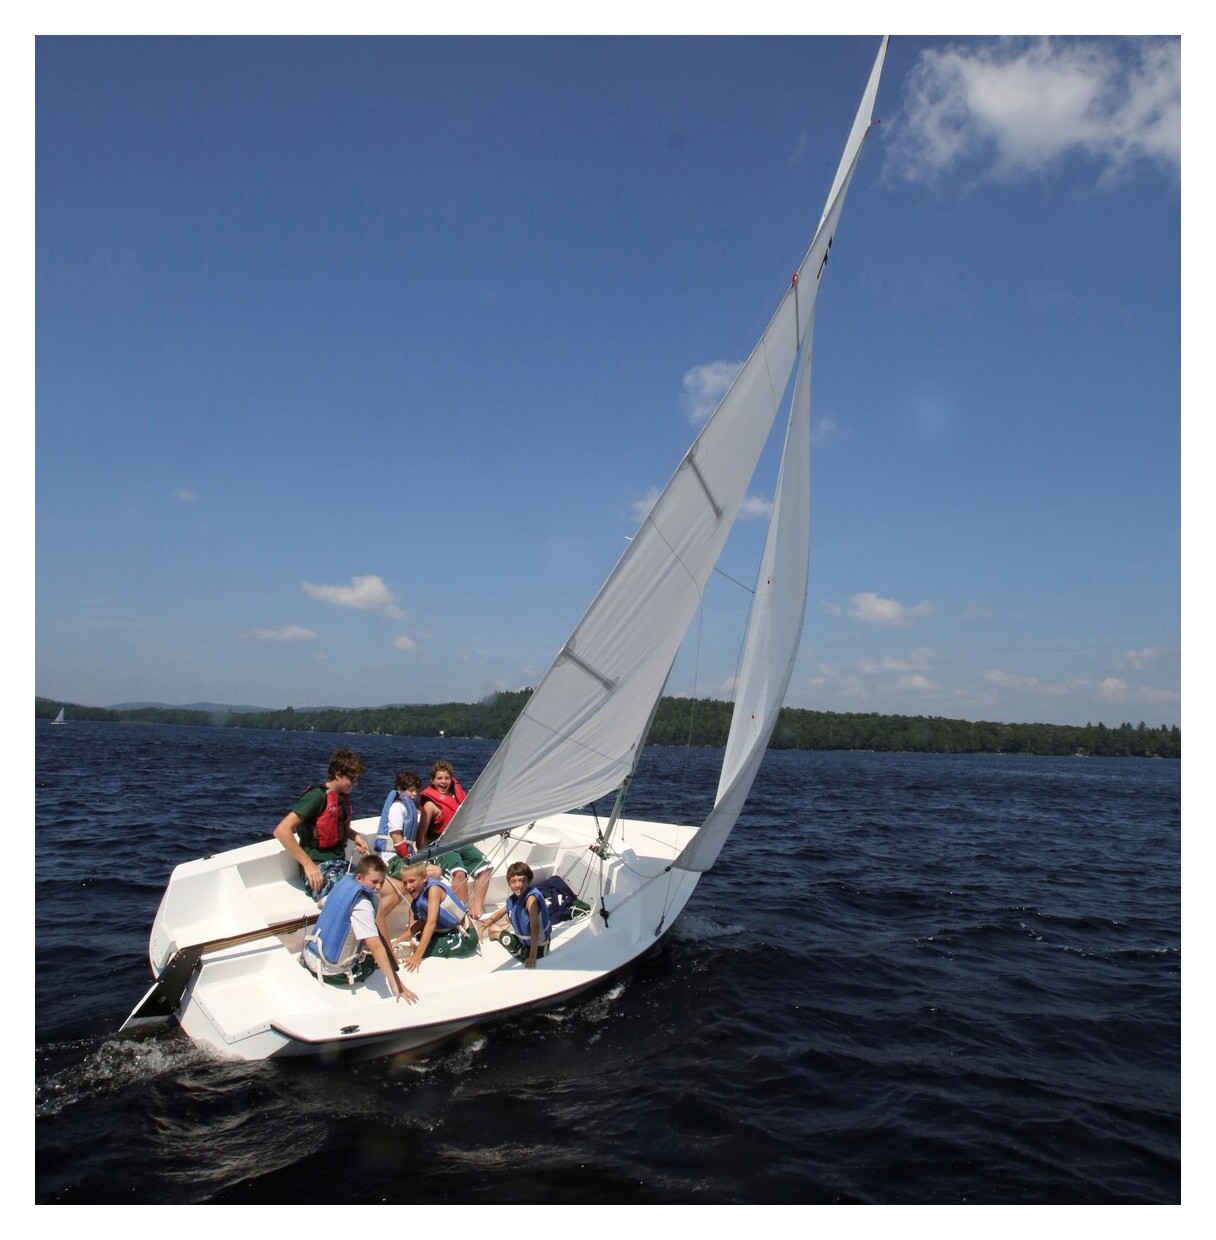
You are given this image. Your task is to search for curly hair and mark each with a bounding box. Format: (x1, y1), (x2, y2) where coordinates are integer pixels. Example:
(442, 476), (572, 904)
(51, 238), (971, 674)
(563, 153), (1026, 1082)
(395, 768), (422, 791)
(328, 747), (367, 781)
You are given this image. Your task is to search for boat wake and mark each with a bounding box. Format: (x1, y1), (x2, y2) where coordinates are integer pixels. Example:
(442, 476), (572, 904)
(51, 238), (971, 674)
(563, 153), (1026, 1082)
(671, 910), (747, 942)
(35, 1033), (215, 1117)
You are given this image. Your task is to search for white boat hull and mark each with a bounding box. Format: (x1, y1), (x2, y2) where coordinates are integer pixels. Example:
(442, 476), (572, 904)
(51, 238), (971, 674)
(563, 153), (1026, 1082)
(145, 812), (701, 1061)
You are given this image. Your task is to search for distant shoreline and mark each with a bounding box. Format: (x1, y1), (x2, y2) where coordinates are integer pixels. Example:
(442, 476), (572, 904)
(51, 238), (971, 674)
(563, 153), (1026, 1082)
(35, 691), (1180, 759)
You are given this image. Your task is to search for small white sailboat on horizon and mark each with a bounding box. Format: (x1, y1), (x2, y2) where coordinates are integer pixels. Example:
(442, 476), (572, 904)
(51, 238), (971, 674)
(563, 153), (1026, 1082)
(122, 39), (890, 1061)
(51, 708), (66, 726)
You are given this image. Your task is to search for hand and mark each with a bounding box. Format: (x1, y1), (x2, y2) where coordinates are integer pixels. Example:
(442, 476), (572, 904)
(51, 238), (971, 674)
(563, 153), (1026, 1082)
(405, 953), (423, 973)
(524, 957), (536, 969)
(353, 836), (369, 855)
(304, 862), (323, 892)
(396, 982), (418, 1004)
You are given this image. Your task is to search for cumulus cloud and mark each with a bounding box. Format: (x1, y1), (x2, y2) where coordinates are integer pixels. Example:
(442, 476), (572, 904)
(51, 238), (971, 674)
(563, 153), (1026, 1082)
(811, 414), (841, 446)
(739, 494), (774, 520)
(889, 37), (1180, 186)
(960, 603), (995, 621)
(302, 574), (404, 618)
(848, 592), (934, 626)
(175, 488), (198, 503)
(858, 648), (935, 675)
(1114, 646), (1168, 671)
(1096, 676), (1129, 702)
(682, 360), (743, 425)
(986, 668), (1086, 697)
(898, 674), (936, 692)
(242, 625), (317, 641)
(393, 635), (419, 653)
(787, 130), (811, 168)
(632, 486), (662, 524)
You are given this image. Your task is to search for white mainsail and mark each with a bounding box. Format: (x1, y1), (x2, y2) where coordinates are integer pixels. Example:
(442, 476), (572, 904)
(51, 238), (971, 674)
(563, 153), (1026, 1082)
(435, 37), (888, 859)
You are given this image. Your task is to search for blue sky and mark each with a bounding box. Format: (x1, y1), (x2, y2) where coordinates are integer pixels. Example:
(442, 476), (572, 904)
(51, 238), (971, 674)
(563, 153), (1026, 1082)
(33, 28), (1182, 728)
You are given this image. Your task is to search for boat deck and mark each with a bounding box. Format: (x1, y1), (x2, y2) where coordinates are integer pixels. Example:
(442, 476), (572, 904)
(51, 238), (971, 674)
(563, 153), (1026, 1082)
(149, 812), (701, 1059)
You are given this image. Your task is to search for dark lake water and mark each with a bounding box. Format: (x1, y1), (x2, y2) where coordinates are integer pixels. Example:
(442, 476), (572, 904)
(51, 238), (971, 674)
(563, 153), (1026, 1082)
(34, 721), (1180, 1204)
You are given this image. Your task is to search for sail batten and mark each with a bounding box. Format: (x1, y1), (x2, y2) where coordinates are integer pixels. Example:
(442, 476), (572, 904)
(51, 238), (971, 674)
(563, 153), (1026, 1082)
(686, 455), (723, 520)
(432, 38), (888, 860)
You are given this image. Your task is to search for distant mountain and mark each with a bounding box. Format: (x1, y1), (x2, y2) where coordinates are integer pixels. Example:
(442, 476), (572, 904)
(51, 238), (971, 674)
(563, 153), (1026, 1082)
(108, 701), (271, 714)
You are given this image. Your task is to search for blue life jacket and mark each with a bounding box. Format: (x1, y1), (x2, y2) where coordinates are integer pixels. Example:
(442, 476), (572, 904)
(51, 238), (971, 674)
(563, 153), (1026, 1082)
(411, 876), (468, 932)
(378, 788), (418, 847)
(507, 886), (552, 946)
(305, 874), (378, 968)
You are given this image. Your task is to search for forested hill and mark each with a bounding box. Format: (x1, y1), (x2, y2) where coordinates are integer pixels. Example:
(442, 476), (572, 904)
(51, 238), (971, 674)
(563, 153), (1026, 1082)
(35, 691), (1180, 758)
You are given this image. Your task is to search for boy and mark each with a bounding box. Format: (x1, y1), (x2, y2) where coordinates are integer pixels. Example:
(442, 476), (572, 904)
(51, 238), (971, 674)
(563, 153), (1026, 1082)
(482, 861), (551, 969)
(394, 861), (480, 972)
(300, 854), (417, 1003)
(417, 759), (493, 918)
(273, 747), (368, 901)
(378, 768), (422, 871)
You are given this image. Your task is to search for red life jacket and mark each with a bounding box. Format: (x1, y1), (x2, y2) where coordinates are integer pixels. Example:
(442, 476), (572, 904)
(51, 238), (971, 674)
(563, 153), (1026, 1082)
(300, 784), (350, 851)
(419, 779), (465, 838)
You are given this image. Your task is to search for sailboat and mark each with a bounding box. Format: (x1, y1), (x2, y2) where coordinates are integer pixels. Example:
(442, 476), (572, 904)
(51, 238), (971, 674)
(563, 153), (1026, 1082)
(51, 708), (66, 726)
(122, 39), (889, 1061)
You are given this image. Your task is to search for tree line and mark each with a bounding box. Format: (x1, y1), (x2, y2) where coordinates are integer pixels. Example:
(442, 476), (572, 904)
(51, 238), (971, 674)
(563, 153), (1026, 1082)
(36, 692), (1180, 758)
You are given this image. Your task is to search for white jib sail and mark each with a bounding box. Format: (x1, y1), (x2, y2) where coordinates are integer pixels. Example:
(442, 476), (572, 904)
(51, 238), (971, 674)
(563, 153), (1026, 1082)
(675, 319), (814, 874)
(436, 37), (888, 854)
(676, 37), (889, 873)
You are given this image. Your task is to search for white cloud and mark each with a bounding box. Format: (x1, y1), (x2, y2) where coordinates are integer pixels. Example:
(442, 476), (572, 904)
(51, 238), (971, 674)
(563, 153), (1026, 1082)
(393, 635), (419, 653)
(898, 674), (936, 692)
(859, 648), (935, 675)
(1114, 646), (1167, 671)
(681, 360), (743, 425)
(1096, 676), (1128, 702)
(811, 414), (841, 446)
(301, 574), (404, 618)
(960, 603), (994, 621)
(175, 488), (198, 503)
(739, 494), (773, 520)
(632, 486), (662, 524)
(889, 37), (1180, 186)
(242, 625), (317, 641)
(787, 130), (811, 168)
(986, 667), (1086, 698)
(848, 592), (934, 627)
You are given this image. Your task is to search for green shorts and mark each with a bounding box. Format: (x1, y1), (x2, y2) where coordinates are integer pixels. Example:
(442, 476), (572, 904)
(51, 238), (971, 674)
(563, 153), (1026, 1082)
(497, 930), (549, 962)
(421, 924), (480, 961)
(437, 843), (492, 879)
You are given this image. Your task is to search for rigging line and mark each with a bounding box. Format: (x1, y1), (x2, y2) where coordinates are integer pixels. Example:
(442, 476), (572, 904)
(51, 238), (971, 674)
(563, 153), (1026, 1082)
(792, 270), (800, 347)
(677, 599), (707, 815)
(713, 564), (755, 595)
(601, 861), (673, 915)
(619, 499), (708, 603)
